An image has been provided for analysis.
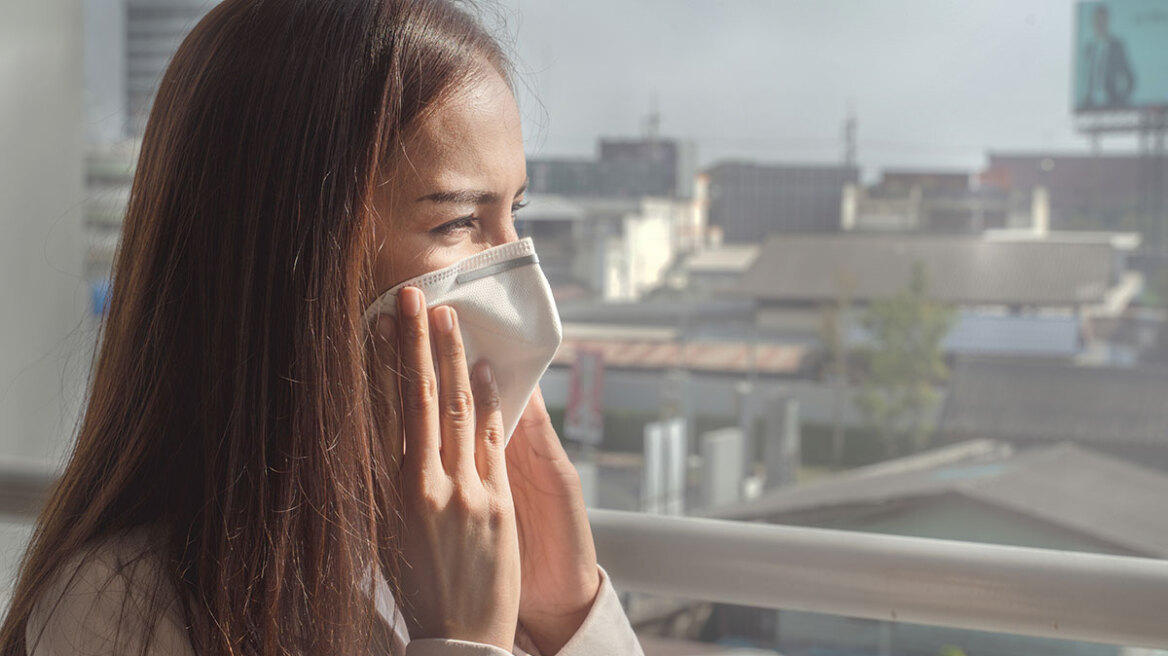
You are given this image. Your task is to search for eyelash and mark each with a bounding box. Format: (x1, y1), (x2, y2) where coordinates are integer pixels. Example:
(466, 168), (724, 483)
(432, 201), (530, 236)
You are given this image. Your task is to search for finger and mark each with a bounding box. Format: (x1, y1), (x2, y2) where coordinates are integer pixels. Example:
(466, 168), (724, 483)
(471, 360), (509, 492)
(431, 305), (476, 478)
(397, 287), (441, 475)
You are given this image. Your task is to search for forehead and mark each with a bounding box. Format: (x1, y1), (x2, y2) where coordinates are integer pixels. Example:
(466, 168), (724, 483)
(395, 67), (525, 189)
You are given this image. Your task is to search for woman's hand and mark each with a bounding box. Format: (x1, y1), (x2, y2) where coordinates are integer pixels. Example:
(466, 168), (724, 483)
(506, 388), (602, 655)
(371, 287), (521, 651)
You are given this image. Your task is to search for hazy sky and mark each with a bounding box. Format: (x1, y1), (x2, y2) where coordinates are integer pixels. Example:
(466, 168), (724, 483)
(495, 0), (1115, 179)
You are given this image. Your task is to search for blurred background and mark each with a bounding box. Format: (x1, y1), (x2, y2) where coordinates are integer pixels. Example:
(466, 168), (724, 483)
(3, 0), (1168, 654)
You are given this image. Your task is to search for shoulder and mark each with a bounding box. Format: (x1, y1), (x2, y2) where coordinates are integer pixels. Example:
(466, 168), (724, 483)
(25, 527), (195, 656)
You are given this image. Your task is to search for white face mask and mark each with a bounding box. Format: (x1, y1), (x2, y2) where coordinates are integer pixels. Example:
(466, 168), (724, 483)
(363, 238), (563, 445)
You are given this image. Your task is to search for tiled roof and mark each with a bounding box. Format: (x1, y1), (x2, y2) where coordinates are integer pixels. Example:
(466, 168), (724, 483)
(552, 325), (806, 376)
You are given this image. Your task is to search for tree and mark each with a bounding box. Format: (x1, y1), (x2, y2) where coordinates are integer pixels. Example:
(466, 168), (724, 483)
(855, 261), (956, 458)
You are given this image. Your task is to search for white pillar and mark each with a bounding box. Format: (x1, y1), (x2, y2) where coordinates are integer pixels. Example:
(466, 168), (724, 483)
(0, 0), (90, 462)
(1032, 185), (1051, 237)
(764, 392), (801, 490)
(701, 428), (743, 509)
(641, 422), (663, 514)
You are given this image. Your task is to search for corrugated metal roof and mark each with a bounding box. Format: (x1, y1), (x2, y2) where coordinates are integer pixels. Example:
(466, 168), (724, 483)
(737, 234), (1117, 306)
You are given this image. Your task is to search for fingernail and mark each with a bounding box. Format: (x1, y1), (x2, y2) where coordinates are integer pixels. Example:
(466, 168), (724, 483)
(399, 287), (422, 317)
(434, 306), (454, 334)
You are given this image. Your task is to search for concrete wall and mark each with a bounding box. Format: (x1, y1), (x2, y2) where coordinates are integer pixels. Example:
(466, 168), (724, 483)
(0, 0), (91, 462)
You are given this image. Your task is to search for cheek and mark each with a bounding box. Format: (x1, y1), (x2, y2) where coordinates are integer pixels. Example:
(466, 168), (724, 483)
(372, 236), (480, 292)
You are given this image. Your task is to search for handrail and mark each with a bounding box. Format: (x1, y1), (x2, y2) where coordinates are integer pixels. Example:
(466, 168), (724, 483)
(3, 462), (1167, 647)
(589, 509), (1168, 648)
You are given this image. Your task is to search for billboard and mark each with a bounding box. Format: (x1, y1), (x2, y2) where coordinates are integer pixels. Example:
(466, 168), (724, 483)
(1073, 0), (1168, 113)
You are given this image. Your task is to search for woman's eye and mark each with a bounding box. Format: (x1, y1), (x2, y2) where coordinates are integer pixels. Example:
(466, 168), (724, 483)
(432, 216), (477, 235)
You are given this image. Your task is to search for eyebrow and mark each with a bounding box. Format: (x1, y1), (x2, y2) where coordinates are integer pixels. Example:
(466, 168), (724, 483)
(415, 181), (528, 205)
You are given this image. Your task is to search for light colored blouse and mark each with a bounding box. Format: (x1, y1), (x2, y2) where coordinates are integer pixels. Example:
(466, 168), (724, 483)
(25, 528), (644, 656)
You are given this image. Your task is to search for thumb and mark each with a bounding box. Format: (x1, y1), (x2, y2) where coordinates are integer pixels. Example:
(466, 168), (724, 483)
(512, 387), (572, 464)
(517, 386), (553, 433)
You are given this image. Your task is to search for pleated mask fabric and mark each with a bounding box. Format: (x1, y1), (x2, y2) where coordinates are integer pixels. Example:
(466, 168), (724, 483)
(363, 238), (563, 445)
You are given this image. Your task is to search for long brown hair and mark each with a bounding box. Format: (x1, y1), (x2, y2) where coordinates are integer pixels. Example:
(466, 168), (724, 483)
(1, 1), (511, 654)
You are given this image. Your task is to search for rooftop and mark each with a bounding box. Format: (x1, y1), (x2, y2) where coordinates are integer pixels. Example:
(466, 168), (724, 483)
(684, 245), (761, 275)
(553, 323), (807, 376)
(736, 234), (1117, 306)
(710, 441), (1168, 558)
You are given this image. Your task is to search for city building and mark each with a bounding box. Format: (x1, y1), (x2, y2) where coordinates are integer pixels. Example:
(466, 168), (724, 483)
(734, 232), (1143, 363)
(527, 136), (698, 199)
(982, 152), (1167, 240)
(840, 169), (1046, 234)
(85, 0), (219, 142)
(518, 193), (707, 302)
(939, 358), (1168, 470)
(84, 141), (137, 285)
(524, 158), (602, 198)
(669, 244), (761, 297)
(705, 162), (860, 243)
(82, 0), (215, 312)
(738, 233), (1126, 309)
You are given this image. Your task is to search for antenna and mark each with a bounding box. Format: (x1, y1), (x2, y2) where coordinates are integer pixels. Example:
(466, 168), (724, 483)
(843, 102), (857, 167)
(645, 94), (662, 142)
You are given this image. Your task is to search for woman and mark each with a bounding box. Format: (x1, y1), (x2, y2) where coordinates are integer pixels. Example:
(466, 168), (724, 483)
(0, 1), (643, 654)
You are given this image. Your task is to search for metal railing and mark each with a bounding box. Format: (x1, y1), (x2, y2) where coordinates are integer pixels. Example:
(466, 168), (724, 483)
(590, 509), (1168, 648)
(3, 461), (1167, 648)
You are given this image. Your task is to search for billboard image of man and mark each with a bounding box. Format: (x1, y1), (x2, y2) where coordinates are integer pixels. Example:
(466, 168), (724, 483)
(1081, 4), (1136, 109)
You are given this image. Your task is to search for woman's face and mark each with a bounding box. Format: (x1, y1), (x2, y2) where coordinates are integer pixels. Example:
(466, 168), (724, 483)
(369, 66), (527, 297)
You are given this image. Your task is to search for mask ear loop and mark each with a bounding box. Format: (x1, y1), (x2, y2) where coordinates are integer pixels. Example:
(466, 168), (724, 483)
(454, 254), (539, 285)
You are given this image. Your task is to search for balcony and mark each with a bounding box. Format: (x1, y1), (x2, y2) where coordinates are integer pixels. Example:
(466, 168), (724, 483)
(0, 459), (1165, 651)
